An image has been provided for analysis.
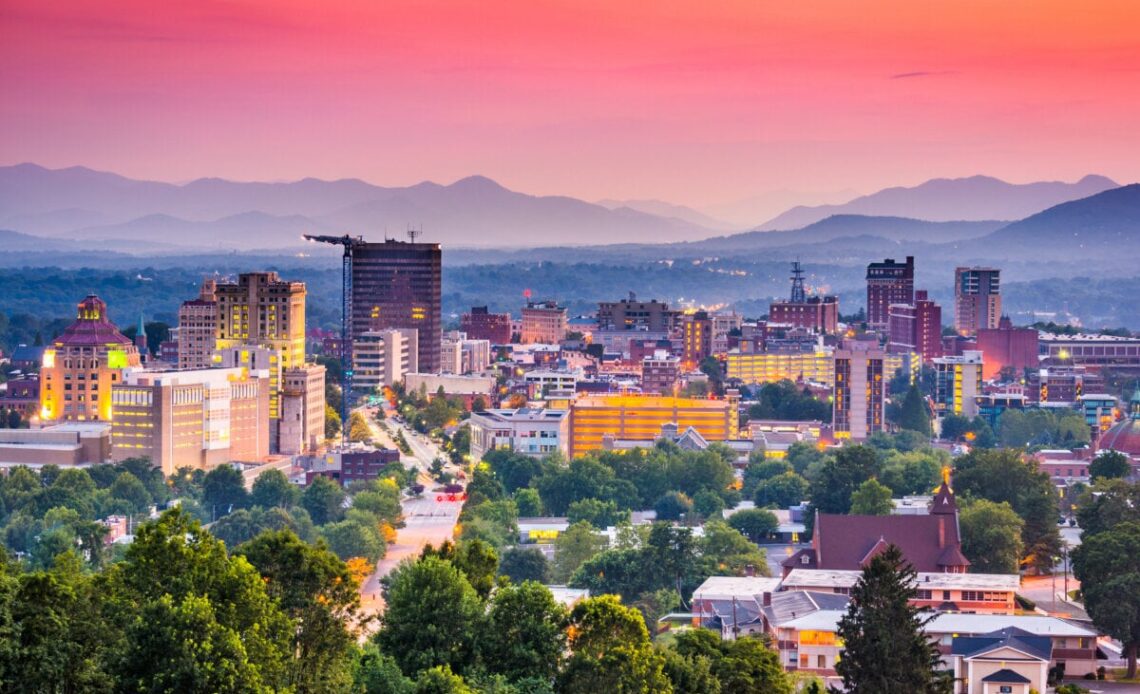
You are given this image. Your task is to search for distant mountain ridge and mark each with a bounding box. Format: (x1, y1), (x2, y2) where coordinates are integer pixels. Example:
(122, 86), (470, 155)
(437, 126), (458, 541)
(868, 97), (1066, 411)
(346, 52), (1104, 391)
(758, 174), (1118, 230)
(0, 164), (720, 248)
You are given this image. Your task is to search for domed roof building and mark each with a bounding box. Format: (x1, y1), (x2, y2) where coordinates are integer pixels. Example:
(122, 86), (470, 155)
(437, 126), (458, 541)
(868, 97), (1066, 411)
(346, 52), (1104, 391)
(1097, 387), (1140, 474)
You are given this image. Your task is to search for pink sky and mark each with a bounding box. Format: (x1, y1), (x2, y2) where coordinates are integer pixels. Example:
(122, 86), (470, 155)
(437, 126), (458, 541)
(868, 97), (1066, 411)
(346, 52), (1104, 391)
(2, 0), (1139, 207)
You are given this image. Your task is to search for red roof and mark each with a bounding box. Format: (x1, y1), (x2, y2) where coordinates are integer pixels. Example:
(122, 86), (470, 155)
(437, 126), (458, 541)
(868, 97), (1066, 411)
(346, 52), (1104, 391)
(1099, 417), (1140, 457)
(811, 512), (969, 573)
(52, 295), (133, 348)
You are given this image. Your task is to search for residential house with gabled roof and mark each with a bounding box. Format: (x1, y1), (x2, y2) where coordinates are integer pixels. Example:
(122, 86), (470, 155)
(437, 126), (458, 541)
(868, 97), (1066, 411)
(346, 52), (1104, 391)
(949, 627), (1052, 694)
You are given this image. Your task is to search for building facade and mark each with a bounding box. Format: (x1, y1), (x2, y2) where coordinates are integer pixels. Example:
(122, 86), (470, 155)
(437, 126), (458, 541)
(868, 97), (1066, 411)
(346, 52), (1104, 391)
(682, 311), (713, 365)
(461, 306), (513, 345)
(279, 364), (326, 455)
(934, 351), (984, 418)
(520, 300), (568, 344)
(40, 295), (142, 423)
(954, 267), (1002, 335)
(351, 239), (442, 373)
(596, 294), (679, 333)
(866, 256), (914, 329)
(177, 279), (219, 370)
(726, 348), (835, 387)
(352, 329), (418, 392)
(568, 393), (739, 457)
(468, 407), (570, 460)
(642, 351), (681, 394)
(110, 367), (270, 475)
(832, 344), (886, 440)
(975, 317), (1038, 379)
(214, 272), (307, 372)
(887, 290), (942, 361)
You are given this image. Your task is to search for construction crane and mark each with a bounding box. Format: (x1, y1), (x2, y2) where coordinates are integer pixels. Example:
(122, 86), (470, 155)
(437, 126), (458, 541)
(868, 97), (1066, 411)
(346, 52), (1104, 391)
(303, 233), (363, 445)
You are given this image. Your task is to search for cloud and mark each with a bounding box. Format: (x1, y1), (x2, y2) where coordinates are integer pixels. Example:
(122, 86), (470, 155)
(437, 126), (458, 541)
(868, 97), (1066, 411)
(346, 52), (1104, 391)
(891, 70), (956, 79)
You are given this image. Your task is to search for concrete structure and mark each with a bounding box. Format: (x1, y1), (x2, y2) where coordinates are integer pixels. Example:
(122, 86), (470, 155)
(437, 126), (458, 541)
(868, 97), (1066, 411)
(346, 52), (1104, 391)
(641, 351), (681, 394)
(596, 293), (678, 333)
(524, 370), (580, 395)
(110, 367), (270, 475)
(468, 407), (570, 460)
(1027, 366), (1103, 406)
(726, 346), (834, 387)
(351, 239), (442, 373)
(682, 311), (713, 365)
(888, 290), (943, 361)
(955, 267), (1002, 335)
(0, 377), (39, 419)
(441, 331), (492, 374)
(40, 295), (142, 423)
(0, 423), (110, 467)
(352, 329), (418, 392)
(769, 296), (839, 335)
(866, 256), (915, 329)
(568, 392), (739, 457)
(975, 317), (1038, 380)
(177, 279), (219, 370)
(832, 343), (886, 440)
(520, 300), (568, 344)
(934, 351), (984, 418)
(279, 364), (326, 454)
(461, 306), (512, 345)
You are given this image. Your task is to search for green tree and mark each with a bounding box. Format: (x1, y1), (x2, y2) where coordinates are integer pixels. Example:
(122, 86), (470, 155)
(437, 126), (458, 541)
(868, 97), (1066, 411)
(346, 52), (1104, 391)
(727, 508), (778, 543)
(375, 555), (484, 677)
(849, 478), (894, 516)
(836, 545), (947, 693)
(239, 530), (362, 693)
(353, 645), (415, 694)
(420, 540), (499, 600)
(109, 508), (292, 691)
(498, 547), (550, 584)
(654, 491), (693, 521)
(1090, 450), (1132, 481)
(673, 629), (792, 694)
(482, 581), (568, 682)
(558, 595), (672, 694)
(753, 471), (808, 509)
(202, 465), (250, 518)
(304, 475), (347, 525)
(1072, 521), (1140, 678)
(251, 469), (301, 509)
(567, 498), (628, 528)
(415, 665), (473, 694)
(321, 519), (386, 563)
(108, 471), (153, 514)
(1076, 480), (1140, 537)
(691, 489), (725, 520)
(513, 488), (543, 516)
(350, 411), (373, 443)
(326, 404), (343, 440)
(958, 499), (1024, 574)
(551, 521), (608, 583)
(897, 385), (931, 436)
(809, 445), (879, 515)
(952, 448), (1062, 571)
(741, 459), (792, 497)
(700, 520), (769, 577)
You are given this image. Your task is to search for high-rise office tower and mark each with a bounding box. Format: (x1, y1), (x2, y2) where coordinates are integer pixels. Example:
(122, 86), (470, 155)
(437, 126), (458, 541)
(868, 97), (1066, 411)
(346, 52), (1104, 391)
(954, 267), (1001, 335)
(833, 343), (886, 440)
(351, 240), (442, 373)
(214, 272), (307, 371)
(682, 311), (713, 365)
(866, 256), (915, 329)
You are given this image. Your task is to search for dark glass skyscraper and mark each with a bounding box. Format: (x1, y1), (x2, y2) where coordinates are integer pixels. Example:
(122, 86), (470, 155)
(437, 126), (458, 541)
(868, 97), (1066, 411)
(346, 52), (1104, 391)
(351, 240), (442, 373)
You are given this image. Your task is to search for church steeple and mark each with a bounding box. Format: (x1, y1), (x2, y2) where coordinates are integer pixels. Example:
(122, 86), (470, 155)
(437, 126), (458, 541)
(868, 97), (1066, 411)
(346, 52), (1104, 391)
(1129, 385), (1140, 420)
(931, 466), (957, 515)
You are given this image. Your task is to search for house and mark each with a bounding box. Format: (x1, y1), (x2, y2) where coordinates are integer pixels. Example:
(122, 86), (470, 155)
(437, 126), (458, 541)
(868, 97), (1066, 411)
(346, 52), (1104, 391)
(949, 628), (1051, 694)
(783, 468), (970, 575)
(690, 575), (782, 639)
(928, 613), (1100, 678)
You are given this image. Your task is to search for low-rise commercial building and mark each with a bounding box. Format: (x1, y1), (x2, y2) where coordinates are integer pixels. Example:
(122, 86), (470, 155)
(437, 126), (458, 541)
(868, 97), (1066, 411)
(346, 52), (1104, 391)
(568, 392), (739, 457)
(468, 407), (570, 460)
(0, 423), (110, 468)
(352, 329), (418, 392)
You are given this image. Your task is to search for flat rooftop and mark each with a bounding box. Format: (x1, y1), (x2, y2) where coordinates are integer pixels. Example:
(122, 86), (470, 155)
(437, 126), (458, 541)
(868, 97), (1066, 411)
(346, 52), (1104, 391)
(782, 569), (1020, 591)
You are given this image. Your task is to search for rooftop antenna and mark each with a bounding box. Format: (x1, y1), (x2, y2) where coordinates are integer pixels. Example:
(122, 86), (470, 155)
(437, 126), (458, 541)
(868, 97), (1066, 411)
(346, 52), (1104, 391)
(407, 224), (421, 243)
(790, 259), (806, 303)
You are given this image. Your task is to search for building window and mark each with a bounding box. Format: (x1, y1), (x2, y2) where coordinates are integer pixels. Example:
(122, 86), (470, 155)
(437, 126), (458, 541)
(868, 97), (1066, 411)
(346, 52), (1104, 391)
(817, 655), (826, 669)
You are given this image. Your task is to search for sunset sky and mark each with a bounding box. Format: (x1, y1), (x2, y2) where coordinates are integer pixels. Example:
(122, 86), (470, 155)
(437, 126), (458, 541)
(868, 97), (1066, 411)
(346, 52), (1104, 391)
(2, 0), (1139, 208)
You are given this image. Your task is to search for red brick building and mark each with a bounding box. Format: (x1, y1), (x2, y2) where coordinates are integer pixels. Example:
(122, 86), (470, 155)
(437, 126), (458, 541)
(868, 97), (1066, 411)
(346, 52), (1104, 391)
(887, 290), (942, 361)
(461, 306), (513, 345)
(975, 317), (1039, 380)
(866, 256), (914, 329)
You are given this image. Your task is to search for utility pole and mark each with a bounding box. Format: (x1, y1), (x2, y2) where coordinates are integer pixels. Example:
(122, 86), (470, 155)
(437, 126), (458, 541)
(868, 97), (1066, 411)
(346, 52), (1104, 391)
(303, 233), (364, 446)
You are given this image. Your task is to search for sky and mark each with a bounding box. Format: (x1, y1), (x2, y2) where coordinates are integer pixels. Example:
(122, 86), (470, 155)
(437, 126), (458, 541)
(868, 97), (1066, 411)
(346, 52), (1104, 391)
(2, 0), (1139, 209)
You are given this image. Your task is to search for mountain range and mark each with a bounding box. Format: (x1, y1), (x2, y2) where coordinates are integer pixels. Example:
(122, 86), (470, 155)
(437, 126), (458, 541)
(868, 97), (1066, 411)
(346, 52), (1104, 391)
(0, 164), (1126, 252)
(757, 174), (1119, 230)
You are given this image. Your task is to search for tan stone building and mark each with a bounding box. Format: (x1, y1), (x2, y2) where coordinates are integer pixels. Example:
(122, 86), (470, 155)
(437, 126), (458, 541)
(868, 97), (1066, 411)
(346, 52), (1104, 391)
(214, 272), (307, 372)
(177, 279), (219, 370)
(40, 295), (141, 423)
(110, 367), (270, 475)
(279, 364), (326, 455)
(520, 300), (567, 344)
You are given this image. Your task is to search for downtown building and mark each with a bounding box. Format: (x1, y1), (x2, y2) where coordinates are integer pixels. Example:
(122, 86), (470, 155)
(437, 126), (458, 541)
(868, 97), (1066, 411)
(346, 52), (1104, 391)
(352, 329), (419, 392)
(770, 261), (839, 334)
(887, 290), (943, 362)
(866, 256), (914, 329)
(933, 350), (984, 419)
(520, 300), (568, 344)
(954, 267), (1001, 335)
(596, 293), (679, 333)
(110, 367), (270, 475)
(832, 343), (886, 440)
(567, 392), (740, 457)
(460, 306), (513, 345)
(350, 239), (442, 373)
(40, 295), (142, 423)
(468, 408), (571, 460)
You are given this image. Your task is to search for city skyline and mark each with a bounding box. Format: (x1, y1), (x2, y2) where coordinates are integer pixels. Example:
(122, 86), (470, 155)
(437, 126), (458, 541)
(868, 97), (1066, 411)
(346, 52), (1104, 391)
(3, 0), (1139, 212)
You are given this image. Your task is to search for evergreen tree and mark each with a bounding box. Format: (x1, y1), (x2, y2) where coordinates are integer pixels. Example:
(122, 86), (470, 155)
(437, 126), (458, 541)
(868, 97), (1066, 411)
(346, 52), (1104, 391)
(835, 545), (947, 694)
(897, 385), (931, 436)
